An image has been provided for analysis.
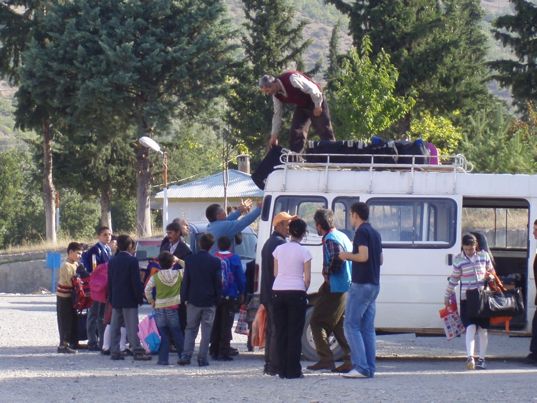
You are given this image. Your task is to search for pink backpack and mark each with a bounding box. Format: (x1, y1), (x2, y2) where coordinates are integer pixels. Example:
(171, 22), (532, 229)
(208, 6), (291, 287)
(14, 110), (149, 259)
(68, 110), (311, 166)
(89, 262), (108, 303)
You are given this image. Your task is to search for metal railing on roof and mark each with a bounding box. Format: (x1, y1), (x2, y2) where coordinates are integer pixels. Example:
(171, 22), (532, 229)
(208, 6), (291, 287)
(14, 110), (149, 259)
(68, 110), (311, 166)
(278, 150), (472, 173)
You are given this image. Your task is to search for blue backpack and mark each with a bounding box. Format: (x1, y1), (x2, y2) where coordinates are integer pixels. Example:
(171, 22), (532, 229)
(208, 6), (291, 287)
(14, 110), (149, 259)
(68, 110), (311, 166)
(215, 252), (235, 296)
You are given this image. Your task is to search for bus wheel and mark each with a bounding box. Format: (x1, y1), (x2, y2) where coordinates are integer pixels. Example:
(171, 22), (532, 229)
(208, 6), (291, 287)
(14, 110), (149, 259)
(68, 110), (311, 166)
(301, 306), (344, 362)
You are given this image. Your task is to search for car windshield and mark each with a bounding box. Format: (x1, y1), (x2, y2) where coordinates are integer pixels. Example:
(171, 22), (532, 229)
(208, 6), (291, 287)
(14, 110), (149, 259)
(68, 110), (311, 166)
(234, 233), (256, 260)
(135, 241), (161, 261)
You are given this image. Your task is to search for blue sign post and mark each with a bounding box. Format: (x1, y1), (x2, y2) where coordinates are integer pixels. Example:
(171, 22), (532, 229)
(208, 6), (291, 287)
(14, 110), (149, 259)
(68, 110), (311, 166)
(46, 252), (62, 293)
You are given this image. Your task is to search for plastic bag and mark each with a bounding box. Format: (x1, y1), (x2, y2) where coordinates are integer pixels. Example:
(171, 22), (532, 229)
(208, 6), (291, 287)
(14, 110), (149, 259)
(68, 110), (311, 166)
(251, 304), (267, 348)
(234, 304), (249, 335)
(138, 313), (161, 353)
(439, 294), (465, 340)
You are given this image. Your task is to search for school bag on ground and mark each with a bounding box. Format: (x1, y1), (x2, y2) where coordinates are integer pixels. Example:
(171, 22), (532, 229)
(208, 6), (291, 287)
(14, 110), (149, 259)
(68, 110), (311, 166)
(138, 313), (161, 353)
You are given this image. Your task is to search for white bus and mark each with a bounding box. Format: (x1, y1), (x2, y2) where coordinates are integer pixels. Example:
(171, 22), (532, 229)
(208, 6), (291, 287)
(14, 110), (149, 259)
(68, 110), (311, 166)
(254, 152), (536, 360)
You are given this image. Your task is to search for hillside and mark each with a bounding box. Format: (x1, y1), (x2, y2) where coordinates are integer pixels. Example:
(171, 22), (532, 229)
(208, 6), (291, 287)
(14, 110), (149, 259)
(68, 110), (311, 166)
(0, 0), (517, 145)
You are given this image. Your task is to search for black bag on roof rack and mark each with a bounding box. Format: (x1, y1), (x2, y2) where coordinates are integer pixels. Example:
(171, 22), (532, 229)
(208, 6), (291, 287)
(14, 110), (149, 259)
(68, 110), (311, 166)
(251, 145), (284, 190)
(393, 139), (429, 164)
(304, 140), (398, 164)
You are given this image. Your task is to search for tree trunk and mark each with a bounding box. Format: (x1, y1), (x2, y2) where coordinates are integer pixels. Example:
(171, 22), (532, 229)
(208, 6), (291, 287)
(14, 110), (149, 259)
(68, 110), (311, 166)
(42, 121), (57, 243)
(99, 185), (112, 231)
(136, 135), (152, 238)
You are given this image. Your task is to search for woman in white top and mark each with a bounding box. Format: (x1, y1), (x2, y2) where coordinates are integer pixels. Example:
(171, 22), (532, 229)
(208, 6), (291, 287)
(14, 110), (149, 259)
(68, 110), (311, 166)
(272, 218), (312, 379)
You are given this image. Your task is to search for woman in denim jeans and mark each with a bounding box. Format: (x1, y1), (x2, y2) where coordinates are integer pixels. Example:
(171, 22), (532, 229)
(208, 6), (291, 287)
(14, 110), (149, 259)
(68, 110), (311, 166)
(145, 251), (184, 365)
(272, 218), (312, 379)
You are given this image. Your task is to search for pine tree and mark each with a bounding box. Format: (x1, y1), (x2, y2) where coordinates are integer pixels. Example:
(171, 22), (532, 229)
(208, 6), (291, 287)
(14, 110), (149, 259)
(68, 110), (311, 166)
(15, 0), (237, 237)
(227, 0), (312, 159)
(325, 21), (341, 88)
(327, 0), (491, 118)
(489, 0), (537, 114)
(0, 1), (58, 243)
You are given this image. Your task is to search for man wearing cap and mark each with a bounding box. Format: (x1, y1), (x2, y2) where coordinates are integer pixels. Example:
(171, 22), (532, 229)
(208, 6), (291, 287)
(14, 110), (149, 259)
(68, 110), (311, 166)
(260, 211), (295, 375)
(259, 71), (336, 153)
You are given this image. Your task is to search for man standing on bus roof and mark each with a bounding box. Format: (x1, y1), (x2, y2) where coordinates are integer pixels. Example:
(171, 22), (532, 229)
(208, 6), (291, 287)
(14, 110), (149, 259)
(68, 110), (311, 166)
(339, 202), (383, 379)
(259, 71), (336, 153)
(308, 208), (353, 373)
(526, 219), (537, 365)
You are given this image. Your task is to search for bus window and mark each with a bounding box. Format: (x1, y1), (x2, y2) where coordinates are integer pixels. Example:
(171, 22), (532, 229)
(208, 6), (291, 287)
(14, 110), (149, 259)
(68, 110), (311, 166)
(462, 207), (528, 249)
(367, 198), (457, 248)
(333, 197), (358, 241)
(273, 196), (327, 244)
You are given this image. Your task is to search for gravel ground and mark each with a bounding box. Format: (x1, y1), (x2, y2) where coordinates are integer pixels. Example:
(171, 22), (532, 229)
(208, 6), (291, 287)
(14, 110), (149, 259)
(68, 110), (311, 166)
(1, 294), (537, 402)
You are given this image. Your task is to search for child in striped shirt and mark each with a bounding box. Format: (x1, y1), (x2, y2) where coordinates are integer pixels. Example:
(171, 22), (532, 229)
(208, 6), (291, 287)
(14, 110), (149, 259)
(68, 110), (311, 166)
(56, 242), (84, 354)
(445, 233), (495, 370)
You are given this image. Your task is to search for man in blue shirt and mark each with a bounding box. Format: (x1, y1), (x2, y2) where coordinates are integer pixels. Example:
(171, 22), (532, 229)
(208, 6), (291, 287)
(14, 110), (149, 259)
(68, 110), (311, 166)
(205, 199), (261, 253)
(339, 202), (383, 379)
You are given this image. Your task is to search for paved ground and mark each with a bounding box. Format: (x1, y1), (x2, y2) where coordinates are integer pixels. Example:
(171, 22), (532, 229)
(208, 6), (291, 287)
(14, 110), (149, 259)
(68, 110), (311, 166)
(1, 294), (537, 402)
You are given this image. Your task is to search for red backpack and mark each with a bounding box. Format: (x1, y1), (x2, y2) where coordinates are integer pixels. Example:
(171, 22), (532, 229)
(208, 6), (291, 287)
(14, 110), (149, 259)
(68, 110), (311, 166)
(89, 262), (109, 303)
(72, 276), (92, 310)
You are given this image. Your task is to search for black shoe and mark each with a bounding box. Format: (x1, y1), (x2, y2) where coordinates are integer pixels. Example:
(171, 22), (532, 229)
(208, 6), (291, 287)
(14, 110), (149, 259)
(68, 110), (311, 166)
(215, 355), (233, 361)
(121, 349), (133, 357)
(111, 353), (124, 361)
(57, 345), (77, 354)
(87, 344), (100, 352)
(263, 367), (277, 376)
(178, 357), (191, 366)
(101, 349), (111, 356)
(157, 361), (169, 365)
(133, 351), (152, 361)
(228, 347), (239, 356)
(525, 353), (537, 365)
(198, 360), (209, 367)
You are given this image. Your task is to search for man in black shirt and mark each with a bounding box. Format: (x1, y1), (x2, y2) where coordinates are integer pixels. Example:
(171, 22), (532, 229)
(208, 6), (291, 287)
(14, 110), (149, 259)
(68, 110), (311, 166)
(260, 211), (295, 375)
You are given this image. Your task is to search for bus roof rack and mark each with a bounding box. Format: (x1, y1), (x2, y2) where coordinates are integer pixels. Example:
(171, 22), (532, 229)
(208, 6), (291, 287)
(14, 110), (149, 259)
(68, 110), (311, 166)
(279, 150), (472, 173)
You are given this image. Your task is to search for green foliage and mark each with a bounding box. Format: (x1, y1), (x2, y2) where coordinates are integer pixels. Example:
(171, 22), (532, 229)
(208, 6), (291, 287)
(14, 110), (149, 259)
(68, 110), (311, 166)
(57, 190), (100, 240)
(489, 0), (537, 114)
(327, 0), (492, 120)
(0, 149), (45, 247)
(111, 196), (137, 233)
(329, 37), (415, 139)
(459, 102), (537, 173)
(227, 0), (312, 159)
(409, 112), (463, 155)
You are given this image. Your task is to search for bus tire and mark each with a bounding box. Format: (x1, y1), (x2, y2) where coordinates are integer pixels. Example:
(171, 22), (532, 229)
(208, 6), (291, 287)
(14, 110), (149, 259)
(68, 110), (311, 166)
(301, 306), (344, 362)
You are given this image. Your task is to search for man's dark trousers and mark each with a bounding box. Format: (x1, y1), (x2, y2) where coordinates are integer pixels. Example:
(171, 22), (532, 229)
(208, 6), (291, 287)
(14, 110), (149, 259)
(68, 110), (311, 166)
(289, 99), (335, 153)
(264, 302), (279, 373)
(310, 282), (351, 364)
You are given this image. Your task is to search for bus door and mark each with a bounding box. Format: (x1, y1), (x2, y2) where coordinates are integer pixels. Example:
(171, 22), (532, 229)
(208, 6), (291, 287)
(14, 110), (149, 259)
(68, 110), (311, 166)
(462, 197), (530, 331)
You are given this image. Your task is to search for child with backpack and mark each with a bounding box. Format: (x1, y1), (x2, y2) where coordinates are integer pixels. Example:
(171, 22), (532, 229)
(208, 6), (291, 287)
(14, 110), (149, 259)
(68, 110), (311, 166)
(144, 251), (184, 365)
(56, 242), (84, 354)
(209, 236), (246, 361)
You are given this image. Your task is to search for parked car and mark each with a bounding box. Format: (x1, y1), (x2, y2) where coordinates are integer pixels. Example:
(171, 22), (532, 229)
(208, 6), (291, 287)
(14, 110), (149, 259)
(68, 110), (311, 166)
(135, 223), (258, 293)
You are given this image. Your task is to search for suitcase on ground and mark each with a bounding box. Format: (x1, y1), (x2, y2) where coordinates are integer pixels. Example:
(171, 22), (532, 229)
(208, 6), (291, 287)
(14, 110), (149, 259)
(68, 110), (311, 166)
(251, 145), (284, 190)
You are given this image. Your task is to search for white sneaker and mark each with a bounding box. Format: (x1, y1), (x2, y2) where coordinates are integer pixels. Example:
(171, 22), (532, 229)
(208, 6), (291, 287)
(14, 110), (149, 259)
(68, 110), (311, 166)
(342, 369), (368, 378)
(466, 357), (475, 370)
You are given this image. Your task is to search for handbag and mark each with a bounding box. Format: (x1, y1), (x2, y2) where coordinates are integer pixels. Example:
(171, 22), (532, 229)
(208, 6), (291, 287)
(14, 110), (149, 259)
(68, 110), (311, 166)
(439, 294), (465, 340)
(466, 273), (524, 318)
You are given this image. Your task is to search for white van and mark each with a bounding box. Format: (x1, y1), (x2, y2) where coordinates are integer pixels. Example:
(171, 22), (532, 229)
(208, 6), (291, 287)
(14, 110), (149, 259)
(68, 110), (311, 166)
(254, 152), (537, 360)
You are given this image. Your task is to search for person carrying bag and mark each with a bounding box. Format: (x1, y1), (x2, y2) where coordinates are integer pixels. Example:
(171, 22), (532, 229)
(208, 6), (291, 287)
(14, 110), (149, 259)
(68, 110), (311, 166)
(444, 234), (495, 371)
